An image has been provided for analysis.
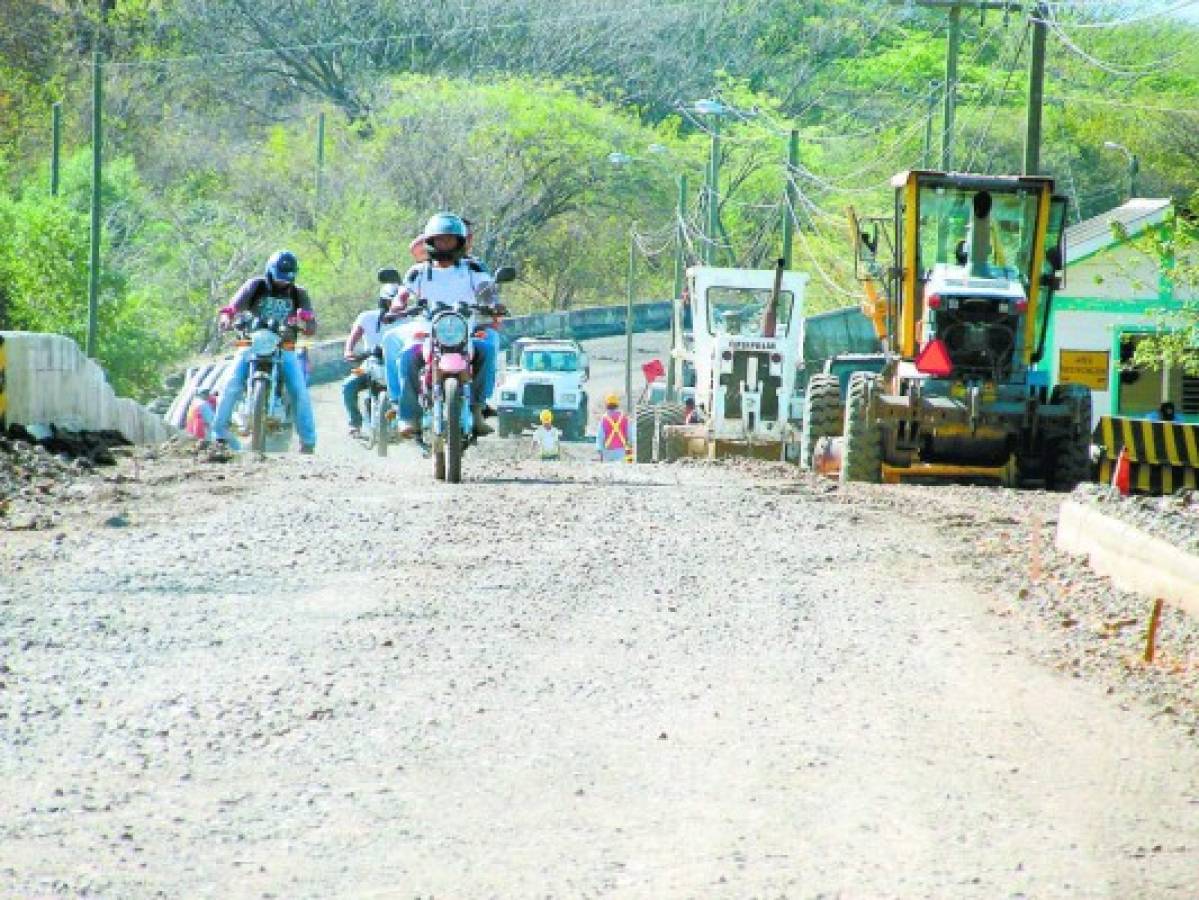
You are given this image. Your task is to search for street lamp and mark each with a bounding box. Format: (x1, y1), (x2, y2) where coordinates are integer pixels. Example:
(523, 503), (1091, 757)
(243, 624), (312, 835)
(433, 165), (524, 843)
(1103, 140), (1140, 203)
(691, 98), (732, 265)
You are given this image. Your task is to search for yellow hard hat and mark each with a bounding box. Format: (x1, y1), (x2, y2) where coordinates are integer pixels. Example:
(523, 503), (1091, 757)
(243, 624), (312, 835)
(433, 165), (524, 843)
(604, 393), (620, 408)
(539, 409), (553, 425)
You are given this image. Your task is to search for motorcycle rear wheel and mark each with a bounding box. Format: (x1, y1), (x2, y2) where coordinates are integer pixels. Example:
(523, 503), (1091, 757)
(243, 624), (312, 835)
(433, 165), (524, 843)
(445, 376), (463, 484)
(374, 395), (389, 458)
(251, 377), (270, 455)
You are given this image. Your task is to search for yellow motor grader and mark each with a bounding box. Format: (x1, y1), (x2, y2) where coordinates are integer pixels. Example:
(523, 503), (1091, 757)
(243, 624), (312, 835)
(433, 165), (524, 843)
(834, 169), (1091, 488)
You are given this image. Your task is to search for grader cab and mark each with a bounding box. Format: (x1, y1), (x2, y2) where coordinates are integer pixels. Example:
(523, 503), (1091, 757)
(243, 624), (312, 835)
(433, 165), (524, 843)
(838, 170), (1091, 488)
(637, 262), (810, 461)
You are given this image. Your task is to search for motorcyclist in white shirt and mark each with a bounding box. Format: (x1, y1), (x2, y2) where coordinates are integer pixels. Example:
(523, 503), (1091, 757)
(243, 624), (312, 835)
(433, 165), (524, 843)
(342, 283), (408, 437)
(382, 212), (502, 436)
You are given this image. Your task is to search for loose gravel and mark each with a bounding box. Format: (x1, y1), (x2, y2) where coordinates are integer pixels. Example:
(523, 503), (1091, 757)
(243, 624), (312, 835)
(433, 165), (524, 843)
(2, 362), (1197, 897)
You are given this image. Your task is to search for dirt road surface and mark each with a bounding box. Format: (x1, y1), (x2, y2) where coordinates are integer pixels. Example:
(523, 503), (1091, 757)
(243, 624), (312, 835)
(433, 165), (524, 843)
(2, 336), (1197, 898)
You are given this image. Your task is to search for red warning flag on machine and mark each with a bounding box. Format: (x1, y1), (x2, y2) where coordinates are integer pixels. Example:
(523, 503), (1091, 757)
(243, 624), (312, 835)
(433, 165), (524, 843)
(642, 358), (666, 383)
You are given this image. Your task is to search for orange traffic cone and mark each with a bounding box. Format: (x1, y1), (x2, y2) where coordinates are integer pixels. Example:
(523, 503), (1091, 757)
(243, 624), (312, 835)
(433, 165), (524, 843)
(1111, 446), (1131, 496)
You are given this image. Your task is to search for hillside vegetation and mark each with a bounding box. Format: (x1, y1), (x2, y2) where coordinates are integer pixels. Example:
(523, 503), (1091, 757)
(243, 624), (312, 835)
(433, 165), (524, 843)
(1, 0), (1197, 397)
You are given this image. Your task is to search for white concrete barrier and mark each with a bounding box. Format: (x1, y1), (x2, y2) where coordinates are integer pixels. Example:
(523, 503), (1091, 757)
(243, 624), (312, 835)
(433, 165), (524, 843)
(1056, 499), (1199, 617)
(0, 331), (173, 445)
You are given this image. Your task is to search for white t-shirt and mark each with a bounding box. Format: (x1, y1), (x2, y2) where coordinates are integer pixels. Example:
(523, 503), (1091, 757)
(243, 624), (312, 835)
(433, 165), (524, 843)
(353, 308), (384, 351)
(531, 426), (561, 458)
(405, 261), (495, 311)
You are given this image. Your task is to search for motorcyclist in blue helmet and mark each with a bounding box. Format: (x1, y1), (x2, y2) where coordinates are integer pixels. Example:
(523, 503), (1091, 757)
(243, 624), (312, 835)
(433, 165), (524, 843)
(210, 249), (319, 454)
(265, 250), (299, 287)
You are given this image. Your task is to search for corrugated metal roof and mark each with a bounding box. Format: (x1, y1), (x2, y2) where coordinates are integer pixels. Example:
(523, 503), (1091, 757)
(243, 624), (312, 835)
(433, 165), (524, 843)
(1066, 198), (1171, 263)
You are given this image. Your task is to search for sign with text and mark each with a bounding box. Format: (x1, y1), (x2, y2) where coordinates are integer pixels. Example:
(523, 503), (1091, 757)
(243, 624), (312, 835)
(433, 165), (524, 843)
(1059, 350), (1110, 391)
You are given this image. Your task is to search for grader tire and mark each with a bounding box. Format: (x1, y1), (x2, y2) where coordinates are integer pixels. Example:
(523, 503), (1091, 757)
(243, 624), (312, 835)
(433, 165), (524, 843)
(840, 373), (882, 484)
(800, 374), (843, 471)
(1050, 383), (1093, 492)
(635, 403), (685, 463)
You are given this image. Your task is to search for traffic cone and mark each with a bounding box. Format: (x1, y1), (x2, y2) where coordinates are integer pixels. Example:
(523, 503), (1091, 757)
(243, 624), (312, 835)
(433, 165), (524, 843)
(1111, 446), (1131, 496)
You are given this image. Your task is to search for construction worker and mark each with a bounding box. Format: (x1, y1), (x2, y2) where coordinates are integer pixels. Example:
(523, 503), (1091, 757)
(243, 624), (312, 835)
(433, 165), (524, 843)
(185, 387), (217, 441)
(596, 393), (631, 462)
(530, 409), (561, 460)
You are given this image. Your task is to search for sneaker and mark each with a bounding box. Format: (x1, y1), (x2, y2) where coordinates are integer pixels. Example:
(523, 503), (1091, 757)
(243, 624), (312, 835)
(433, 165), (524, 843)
(205, 440), (233, 463)
(471, 406), (494, 436)
(397, 419), (419, 437)
(299, 444), (315, 455)
(348, 427), (362, 439)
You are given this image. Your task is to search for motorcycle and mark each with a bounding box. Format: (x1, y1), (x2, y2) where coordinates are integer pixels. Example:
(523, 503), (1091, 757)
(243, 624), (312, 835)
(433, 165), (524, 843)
(231, 310), (309, 454)
(376, 264), (515, 482)
(351, 309), (428, 458)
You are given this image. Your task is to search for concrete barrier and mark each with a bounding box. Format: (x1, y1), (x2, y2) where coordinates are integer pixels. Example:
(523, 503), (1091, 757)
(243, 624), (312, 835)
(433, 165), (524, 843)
(498, 301), (672, 346)
(0, 331), (173, 445)
(1056, 499), (1199, 618)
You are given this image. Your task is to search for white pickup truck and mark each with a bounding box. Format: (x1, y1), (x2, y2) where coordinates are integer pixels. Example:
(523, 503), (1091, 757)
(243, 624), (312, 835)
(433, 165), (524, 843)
(495, 337), (590, 440)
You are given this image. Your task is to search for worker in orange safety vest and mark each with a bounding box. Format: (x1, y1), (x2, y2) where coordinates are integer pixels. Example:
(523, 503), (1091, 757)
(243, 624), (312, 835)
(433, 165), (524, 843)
(596, 393), (632, 462)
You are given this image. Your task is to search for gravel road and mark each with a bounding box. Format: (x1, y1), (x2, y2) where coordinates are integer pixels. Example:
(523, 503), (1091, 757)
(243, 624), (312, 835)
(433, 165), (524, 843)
(2, 337), (1197, 898)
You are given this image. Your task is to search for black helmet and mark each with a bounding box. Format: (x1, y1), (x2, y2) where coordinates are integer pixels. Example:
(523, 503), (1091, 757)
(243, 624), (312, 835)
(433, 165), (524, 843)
(422, 213), (468, 263)
(265, 250), (299, 285)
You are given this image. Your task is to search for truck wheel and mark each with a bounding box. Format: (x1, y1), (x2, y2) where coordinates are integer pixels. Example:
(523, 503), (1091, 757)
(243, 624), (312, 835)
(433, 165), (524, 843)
(800, 374), (842, 470)
(840, 372), (882, 484)
(1049, 383), (1093, 491)
(635, 403), (685, 463)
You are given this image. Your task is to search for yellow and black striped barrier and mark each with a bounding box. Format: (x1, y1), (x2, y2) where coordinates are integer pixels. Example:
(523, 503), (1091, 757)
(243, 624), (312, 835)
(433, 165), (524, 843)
(1094, 415), (1199, 495)
(0, 333), (7, 432)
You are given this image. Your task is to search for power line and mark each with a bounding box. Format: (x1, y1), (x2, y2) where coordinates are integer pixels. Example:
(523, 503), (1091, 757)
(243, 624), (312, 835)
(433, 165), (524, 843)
(1035, 0), (1199, 28)
(1041, 3), (1190, 75)
(962, 19), (1030, 171)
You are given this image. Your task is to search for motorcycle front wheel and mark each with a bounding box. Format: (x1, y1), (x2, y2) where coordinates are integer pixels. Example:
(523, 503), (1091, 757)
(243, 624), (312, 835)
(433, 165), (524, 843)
(250, 376), (270, 455)
(445, 376), (463, 484)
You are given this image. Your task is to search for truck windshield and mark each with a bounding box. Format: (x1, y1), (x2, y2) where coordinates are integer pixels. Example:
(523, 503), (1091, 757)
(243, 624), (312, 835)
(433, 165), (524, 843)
(706, 287), (794, 337)
(917, 186), (1040, 285)
(523, 350), (578, 372)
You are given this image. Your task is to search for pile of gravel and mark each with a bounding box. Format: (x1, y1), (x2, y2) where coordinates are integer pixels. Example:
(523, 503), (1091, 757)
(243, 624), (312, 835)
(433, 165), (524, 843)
(0, 430), (202, 530)
(1071, 482), (1199, 555)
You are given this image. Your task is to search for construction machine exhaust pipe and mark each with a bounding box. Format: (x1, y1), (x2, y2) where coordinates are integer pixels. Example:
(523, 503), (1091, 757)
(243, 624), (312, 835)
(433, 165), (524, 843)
(764, 257), (785, 338)
(969, 191), (993, 278)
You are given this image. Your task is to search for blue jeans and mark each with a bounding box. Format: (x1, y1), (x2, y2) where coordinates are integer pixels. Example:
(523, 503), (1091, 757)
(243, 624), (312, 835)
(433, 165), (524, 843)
(381, 331), (496, 421)
(342, 371), (370, 428)
(476, 327), (501, 404)
(212, 348), (317, 447)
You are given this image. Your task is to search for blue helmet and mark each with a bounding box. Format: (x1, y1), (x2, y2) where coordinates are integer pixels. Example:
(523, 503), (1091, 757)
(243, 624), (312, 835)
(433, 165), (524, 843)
(265, 250), (299, 285)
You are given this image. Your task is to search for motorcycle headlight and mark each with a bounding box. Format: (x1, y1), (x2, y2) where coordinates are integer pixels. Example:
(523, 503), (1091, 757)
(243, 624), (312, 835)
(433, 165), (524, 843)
(250, 329), (281, 356)
(432, 314), (469, 347)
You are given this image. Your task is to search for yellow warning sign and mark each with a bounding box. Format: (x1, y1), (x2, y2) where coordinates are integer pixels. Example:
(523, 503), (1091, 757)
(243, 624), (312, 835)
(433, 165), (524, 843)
(1059, 350), (1109, 391)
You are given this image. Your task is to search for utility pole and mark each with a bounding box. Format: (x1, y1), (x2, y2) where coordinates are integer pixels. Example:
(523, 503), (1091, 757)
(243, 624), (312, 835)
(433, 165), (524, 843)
(624, 229), (636, 411)
(782, 129), (798, 269)
(87, 14), (103, 358)
(668, 174), (688, 399)
(943, 4), (961, 170)
(51, 102), (62, 196)
(315, 111), (326, 216)
(896, 1), (1027, 171)
(1024, 1), (1048, 174)
(706, 118), (720, 265)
